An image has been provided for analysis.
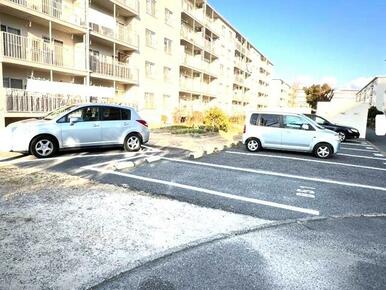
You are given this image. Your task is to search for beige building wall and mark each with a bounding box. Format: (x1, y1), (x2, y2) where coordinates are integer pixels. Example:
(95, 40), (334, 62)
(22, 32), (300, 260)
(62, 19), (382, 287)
(0, 0), (273, 127)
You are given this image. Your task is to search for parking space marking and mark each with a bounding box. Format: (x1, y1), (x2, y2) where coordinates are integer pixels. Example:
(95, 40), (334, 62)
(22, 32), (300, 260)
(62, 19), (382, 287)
(342, 143), (371, 147)
(0, 146), (160, 166)
(373, 153), (384, 157)
(300, 186), (315, 190)
(226, 151), (386, 172)
(296, 188), (316, 199)
(340, 147), (378, 152)
(366, 147), (375, 150)
(85, 166), (320, 215)
(161, 157), (386, 192)
(337, 153), (386, 161)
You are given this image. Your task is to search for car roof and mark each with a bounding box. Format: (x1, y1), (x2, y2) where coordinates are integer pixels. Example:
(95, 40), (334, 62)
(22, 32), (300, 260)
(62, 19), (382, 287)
(247, 110), (304, 116)
(72, 103), (135, 111)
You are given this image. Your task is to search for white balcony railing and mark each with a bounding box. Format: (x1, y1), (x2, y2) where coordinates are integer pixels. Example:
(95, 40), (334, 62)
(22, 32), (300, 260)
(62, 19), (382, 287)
(90, 54), (139, 84)
(90, 22), (139, 49)
(4, 0), (84, 26)
(4, 88), (86, 113)
(181, 0), (204, 22)
(113, 0), (139, 14)
(1, 32), (83, 70)
(180, 24), (204, 47)
(179, 78), (217, 96)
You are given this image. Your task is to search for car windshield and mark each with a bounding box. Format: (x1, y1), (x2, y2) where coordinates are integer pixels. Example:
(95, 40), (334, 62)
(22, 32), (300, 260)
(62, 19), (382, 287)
(302, 114), (325, 130)
(42, 105), (77, 120)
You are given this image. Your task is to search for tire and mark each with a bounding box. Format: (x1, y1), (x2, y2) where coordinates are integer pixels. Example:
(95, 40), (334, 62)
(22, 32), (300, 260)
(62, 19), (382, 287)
(246, 138), (261, 152)
(124, 133), (142, 152)
(314, 143), (333, 159)
(337, 131), (346, 142)
(30, 135), (58, 158)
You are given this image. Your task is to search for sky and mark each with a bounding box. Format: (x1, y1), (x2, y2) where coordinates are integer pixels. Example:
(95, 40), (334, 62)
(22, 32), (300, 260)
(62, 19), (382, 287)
(208, 0), (386, 89)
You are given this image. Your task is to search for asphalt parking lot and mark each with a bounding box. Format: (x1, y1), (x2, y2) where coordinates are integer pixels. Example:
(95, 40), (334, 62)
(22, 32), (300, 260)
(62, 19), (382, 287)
(3, 140), (386, 221)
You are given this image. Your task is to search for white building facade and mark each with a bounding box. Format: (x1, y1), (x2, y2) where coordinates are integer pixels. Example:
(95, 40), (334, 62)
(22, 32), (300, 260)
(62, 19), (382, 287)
(356, 77), (386, 112)
(0, 0), (273, 127)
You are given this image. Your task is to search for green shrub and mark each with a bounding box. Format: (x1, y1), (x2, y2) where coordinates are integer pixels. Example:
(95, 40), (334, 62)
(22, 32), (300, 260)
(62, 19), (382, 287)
(204, 107), (230, 132)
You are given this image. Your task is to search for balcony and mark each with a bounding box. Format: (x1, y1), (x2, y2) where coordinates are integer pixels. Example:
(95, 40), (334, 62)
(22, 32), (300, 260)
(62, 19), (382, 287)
(234, 58), (247, 71)
(90, 54), (139, 84)
(3, 88), (86, 114)
(1, 0), (85, 32)
(0, 32), (86, 74)
(180, 24), (204, 47)
(179, 78), (216, 96)
(90, 22), (139, 50)
(112, 0), (139, 16)
(181, 0), (204, 23)
(234, 74), (245, 85)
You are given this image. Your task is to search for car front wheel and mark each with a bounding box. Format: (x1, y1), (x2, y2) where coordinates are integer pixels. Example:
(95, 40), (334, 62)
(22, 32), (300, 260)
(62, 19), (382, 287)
(124, 134), (142, 152)
(314, 143), (333, 159)
(30, 136), (58, 158)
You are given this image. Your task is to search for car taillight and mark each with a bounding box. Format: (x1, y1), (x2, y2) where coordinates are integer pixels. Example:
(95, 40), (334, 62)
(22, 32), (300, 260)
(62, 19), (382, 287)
(136, 120), (148, 127)
(243, 125), (246, 134)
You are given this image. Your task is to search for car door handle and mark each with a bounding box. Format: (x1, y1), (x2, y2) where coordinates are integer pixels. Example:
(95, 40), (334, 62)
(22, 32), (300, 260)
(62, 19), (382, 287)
(123, 122), (130, 126)
(93, 124), (100, 127)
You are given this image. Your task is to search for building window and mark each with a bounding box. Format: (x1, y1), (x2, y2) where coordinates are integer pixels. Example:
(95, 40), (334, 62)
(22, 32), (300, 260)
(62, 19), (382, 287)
(165, 8), (173, 25)
(144, 92), (155, 109)
(163, 66), (172, 82)
(145, 61), (156, 78)
(164, 38), (172, 54)
(145, 29), (156, 48)
(162, 94), (170, 110)
(146, 0), (156, 17)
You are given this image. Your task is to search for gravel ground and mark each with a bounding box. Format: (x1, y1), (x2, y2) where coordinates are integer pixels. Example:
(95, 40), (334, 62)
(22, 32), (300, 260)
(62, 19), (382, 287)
(0, 166), (268, 290)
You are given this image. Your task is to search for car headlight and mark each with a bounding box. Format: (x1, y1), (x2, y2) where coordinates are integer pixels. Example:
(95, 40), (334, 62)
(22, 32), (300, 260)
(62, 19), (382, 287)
(351, 128), (358, 133)
(347, 129), (353, 133)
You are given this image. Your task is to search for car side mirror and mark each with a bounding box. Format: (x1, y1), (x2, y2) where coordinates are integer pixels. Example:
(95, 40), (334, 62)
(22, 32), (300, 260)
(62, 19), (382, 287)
(69, 117), (81, 125)
(301, 124), (310, 130)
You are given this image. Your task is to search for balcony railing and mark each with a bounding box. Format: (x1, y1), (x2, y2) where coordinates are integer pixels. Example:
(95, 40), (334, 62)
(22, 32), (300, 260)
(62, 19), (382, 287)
(90, 54), (138, 84)
(1, 32), (83, 70)
(4, 0), (84, 26)
(4, 88), (86, 113)
(180, 24), (204, 47)
(90, 22), (139, 49)
(179, 78), (217, 96)
(181, 0), (204, 22)
(113, 0), (139, 14)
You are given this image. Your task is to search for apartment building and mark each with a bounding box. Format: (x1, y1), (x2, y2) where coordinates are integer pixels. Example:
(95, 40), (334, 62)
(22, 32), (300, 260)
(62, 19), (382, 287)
(356, 77), (386, 112)
(268, 78), (292, 108)
(0, 0), (273, 127)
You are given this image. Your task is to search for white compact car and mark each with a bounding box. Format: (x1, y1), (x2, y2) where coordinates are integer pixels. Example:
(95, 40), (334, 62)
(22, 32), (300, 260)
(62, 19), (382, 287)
(242, 111), (340, 158)
(2, 104), (150, 158)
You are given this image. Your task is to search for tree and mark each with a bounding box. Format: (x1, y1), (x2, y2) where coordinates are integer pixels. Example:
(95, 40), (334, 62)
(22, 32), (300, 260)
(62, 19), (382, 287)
(303, 83), (333, 109)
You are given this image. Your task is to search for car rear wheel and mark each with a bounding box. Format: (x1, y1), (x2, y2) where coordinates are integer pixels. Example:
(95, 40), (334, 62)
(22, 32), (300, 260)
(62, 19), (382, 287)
(30, 136), (58, 158)
(338, 131), (346, 142)
(124, 134), (142, 152)
(246, 138), (261, 152)
(314, 143), (333, 159)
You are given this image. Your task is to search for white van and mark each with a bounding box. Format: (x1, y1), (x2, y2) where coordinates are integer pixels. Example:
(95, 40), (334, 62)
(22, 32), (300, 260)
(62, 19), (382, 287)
(242, 111), (340, 158)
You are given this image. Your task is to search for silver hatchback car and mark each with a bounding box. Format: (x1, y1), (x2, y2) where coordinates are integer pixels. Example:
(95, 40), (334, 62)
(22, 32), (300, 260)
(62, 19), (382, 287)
(2, 104), (150, 158)
(242, 111), (340, 158)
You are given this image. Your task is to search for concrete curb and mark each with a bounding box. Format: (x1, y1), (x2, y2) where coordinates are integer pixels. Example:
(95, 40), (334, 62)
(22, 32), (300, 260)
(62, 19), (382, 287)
(86, 212), (386, 289)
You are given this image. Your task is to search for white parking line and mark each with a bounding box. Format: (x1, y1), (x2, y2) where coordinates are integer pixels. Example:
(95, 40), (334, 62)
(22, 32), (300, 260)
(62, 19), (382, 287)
(374, 153), (384, 157)
(340, 147), (378, 152)
(342, 143), (371, 147)
(337, 153), (386, 161)
(0, 147), (159, 166)
(161, 157), (386, 192)
(296, 192), (315, 199)
(225, 151), (386, 172)
(300, 186), (315, 189)
(85, 166), (320, 215)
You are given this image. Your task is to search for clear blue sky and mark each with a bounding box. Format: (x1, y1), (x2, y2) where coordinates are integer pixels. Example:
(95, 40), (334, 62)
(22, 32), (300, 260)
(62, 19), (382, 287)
(208, 0), (386, 88)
